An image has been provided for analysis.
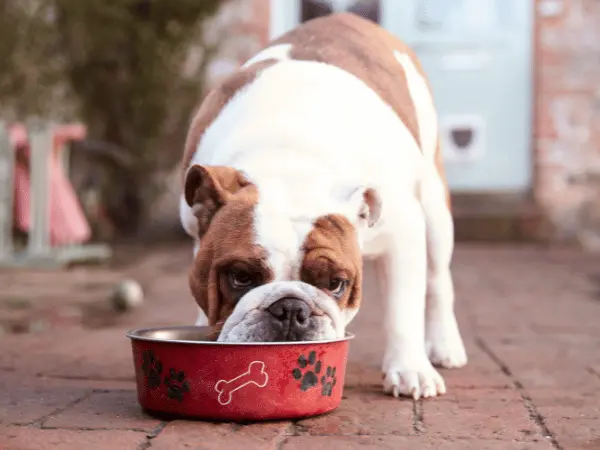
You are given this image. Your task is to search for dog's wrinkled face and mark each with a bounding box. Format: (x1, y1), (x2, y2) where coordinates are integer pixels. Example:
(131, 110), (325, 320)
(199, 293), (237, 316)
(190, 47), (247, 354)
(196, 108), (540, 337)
(184, 164), (380, 342)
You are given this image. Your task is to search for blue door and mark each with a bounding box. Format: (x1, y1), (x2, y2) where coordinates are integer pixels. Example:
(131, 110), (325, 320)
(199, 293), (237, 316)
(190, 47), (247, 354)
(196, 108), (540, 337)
(383, 0), (535, 192)
(270, 0), (535, 192)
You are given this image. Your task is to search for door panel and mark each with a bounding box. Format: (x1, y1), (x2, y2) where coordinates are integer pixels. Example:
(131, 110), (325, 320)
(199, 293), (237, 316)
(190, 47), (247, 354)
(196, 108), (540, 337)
(383, 0), (534, 192)
(269, 0), (535, 192)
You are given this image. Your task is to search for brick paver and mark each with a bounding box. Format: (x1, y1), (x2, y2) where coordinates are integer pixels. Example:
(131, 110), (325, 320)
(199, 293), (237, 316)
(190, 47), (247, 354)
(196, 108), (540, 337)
(281, 436), (555, 450)
(0, 243), (599, 449)
(150, 421), (290, 449)
(0, 426), (148, 450)
(43, 390), (162, 431)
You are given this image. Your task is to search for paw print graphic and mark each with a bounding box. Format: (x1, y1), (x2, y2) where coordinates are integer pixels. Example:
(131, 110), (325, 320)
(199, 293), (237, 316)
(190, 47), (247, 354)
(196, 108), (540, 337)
(141, 350), (163, 388)
(164, 368), (190, 402)
(292, 351), (322, 391)
(320, 366), (337, 397)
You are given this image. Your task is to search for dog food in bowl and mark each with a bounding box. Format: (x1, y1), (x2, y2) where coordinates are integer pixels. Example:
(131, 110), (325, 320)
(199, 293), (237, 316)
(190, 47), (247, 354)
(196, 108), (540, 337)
(127, 326), (354, 421)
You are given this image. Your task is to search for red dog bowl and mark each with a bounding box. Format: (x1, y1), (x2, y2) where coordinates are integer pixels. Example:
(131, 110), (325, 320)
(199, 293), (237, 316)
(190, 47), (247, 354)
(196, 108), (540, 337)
(127, 326), (354, 421)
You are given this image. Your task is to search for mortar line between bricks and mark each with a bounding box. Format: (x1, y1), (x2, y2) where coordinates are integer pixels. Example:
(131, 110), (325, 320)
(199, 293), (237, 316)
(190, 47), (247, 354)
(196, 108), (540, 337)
(288, 420), (306, 436)
(474, 337), (563, 450)
(27, 390), (95, 429)
(37, 373), (135, 383)
(412, 399), (424, 435)
(252, 432), (542, 441)
(275, 425), (294, 450)
(137, 421), (168, 450)
(35, 425), (155, 433)
(270, 421), (296, 449)
(276, 437), (290, 450)
(587, 366), (600, 380)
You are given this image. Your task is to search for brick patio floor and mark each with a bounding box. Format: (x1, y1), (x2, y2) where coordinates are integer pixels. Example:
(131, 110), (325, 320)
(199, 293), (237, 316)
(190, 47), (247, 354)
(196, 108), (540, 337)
(1, 243), (599, 449)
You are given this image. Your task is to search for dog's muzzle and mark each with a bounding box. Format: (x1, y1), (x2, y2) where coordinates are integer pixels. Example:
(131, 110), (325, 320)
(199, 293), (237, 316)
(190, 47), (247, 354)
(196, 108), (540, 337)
(216, 281), (344, 343)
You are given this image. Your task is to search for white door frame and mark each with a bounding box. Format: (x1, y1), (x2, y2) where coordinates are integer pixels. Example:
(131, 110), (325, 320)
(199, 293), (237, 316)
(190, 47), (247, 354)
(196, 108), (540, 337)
(269, 0), (300, 39)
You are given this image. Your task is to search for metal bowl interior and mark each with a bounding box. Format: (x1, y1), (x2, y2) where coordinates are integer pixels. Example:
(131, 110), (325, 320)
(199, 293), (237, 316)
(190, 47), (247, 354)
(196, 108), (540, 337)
(127, 325), (355, 346)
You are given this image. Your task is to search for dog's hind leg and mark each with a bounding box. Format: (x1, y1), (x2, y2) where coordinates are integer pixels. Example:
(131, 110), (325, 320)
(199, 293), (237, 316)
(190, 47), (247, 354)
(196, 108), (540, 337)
(420, 159), (467, 369)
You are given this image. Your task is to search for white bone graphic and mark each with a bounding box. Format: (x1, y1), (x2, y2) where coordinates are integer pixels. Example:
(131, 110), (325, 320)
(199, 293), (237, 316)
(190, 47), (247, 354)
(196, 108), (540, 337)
(214, 361), (269, 405)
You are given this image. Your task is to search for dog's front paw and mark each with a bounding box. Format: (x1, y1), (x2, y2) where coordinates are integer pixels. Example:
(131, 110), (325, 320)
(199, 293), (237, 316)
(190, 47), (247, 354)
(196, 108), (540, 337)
(426, 316), (468, 369)
(383, 356), (446, 400)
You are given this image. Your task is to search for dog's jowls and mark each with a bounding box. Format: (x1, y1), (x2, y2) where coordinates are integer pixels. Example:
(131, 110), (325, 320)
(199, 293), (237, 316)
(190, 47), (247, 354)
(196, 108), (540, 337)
(178, 13), (467, 399)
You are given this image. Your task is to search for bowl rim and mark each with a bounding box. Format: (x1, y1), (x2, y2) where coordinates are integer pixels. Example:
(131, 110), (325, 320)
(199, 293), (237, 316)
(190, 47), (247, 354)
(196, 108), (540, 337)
(126, 325), (355, 346)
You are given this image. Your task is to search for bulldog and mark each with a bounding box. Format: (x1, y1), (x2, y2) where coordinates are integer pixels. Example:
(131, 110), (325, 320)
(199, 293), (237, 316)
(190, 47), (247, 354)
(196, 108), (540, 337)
(179, 13), (467, 399)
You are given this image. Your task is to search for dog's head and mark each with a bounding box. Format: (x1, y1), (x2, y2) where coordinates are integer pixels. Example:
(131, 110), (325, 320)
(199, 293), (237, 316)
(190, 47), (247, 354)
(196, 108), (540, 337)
(184, 164), (381, 342)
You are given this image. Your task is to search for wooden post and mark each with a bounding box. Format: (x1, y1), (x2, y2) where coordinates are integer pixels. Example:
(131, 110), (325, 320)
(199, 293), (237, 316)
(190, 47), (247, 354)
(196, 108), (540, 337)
(27, 121), (52, 256)
(0, 122), (14, 259)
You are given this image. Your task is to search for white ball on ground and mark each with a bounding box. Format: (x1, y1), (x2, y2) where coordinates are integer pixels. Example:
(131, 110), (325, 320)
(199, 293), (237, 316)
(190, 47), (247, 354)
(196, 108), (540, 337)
(112, 279), (144, 312)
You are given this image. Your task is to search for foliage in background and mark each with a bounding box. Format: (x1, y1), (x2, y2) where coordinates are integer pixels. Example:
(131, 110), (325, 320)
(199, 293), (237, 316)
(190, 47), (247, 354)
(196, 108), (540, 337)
(0, 0), (223, 233)
(0, 0), (70, 119)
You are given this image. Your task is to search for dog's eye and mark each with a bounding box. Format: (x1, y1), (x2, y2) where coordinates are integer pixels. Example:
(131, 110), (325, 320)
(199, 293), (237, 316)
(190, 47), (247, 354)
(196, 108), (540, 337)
(329, 278), (349, 297)
(228, 269), (255, 289)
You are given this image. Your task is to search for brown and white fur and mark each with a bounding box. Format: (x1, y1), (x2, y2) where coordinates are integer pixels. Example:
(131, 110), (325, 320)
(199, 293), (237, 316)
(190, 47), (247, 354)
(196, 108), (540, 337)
(179, 13), (467, 399)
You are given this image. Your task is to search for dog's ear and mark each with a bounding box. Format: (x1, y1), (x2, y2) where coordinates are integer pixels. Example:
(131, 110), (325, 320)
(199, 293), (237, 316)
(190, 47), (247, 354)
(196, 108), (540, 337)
(184, 164), (250, 237)
(347, 186), (381, 228)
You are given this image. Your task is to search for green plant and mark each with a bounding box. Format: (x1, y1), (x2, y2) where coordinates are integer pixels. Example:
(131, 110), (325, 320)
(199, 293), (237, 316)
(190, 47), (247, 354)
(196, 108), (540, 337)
(0, 0), (223, 232)
(0, 0), (69, 119)
(54, 0), (223, 230)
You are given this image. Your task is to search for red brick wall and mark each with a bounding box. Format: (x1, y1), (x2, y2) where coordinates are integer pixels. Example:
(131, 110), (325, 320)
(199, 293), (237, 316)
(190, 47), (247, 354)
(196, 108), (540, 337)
(534, 0), (600, 246)
(202, 0), (270, 87)
(250, 0), (270, 45)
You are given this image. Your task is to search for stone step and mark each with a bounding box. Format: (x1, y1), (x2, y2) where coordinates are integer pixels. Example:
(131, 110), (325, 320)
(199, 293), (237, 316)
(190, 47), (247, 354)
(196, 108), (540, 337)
(451, 193), (551, 243)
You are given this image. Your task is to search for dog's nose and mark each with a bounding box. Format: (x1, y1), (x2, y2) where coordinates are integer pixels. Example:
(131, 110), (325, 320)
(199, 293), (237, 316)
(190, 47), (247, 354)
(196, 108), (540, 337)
(267, 297), (311, 329)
